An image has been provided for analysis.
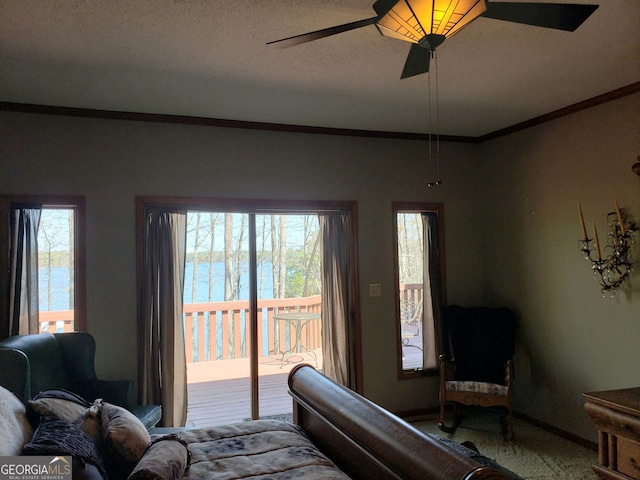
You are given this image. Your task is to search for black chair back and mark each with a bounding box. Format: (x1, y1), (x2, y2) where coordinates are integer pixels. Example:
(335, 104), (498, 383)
(444, 305), (515, 385)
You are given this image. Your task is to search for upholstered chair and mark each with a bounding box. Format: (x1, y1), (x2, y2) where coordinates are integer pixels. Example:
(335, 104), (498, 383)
(438, 305), (516, 440)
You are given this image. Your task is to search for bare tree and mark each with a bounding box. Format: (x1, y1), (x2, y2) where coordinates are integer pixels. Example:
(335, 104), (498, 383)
(224, 214), (234, 301)
(278, 216), (287, 297)
(38, 209), (72, 310)
(223, 213), (248, 301)
(302, 216), (320, 297)
(270, 215), (288, 298)
(191, 212), (202, 303)
(257, 215), (269, 297)
(270, 216), (279, 297)
(233, 215), (247, 299)
(208, 213), (219, 301)
(397, 213), (425, 325)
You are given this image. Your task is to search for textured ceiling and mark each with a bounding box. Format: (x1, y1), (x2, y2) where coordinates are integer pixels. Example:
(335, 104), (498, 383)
(1, 0), (639, 137)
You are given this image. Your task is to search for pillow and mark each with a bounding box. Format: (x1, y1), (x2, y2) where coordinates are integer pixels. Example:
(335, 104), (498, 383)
(128, 434), (191, 480)
(74, 403), (103, 444)
(22, 415), (106, 480)
(28, 389), (91, 423)
(0, 385), (33, 456)
(100, 400), (150, 476)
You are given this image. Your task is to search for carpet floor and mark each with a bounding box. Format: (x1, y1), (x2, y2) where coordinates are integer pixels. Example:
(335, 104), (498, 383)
(411, 410), (598, 479)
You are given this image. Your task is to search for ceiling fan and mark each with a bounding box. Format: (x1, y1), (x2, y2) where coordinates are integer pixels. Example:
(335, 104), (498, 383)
(267, 1), (599, 79)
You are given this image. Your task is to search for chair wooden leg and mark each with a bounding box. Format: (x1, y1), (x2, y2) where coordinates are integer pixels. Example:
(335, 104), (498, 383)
(438, 403), (463, 434)
(501, 410), (514, 440)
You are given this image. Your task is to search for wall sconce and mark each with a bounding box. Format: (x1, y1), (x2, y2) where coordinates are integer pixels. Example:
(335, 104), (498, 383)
(578, 200), (635, 296)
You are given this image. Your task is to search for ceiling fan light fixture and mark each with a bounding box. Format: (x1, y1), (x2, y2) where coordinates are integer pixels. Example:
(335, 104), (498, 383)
(375, 0), (487, 47)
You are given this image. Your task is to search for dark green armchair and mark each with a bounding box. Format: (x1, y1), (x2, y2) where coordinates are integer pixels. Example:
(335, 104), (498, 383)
(0, 332), (161, 428)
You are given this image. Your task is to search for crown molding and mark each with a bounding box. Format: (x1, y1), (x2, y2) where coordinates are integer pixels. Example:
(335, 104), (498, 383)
(1, 81), (638, 143)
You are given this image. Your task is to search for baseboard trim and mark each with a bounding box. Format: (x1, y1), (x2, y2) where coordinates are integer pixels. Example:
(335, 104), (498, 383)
(397, 407), (598, 452)
(513, 411), (597, 452)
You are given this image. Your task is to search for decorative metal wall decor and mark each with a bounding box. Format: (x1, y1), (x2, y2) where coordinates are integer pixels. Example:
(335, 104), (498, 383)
(578, 200), (635, 296)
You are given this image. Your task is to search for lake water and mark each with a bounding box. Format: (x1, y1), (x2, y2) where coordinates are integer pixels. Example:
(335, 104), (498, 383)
(40, 262), (276, 360)
(39, 261), (275, 310)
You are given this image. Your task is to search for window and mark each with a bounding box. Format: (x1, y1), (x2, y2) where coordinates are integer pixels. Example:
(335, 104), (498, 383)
(38, 208), (78, 332)
(0, 196), (86, 337)
(393, 202), (445, 378)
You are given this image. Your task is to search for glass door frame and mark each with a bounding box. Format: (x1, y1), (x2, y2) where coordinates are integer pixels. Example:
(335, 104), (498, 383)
(136, 196), (362, 419)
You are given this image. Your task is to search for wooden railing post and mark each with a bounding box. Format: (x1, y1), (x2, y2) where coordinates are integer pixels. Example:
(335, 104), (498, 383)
(184, 312), (194, 362)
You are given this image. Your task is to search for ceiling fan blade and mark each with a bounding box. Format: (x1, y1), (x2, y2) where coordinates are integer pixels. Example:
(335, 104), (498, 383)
(401, 44), (431, 79)
(482, 2), (599, 31)
(267, 17), (378, 48)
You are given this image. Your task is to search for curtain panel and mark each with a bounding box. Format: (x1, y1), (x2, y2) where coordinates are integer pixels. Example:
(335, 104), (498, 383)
(319, 212), (357, 389)
(422, 212), (443, 368)
(139, 208), (188, 427)
(9, 206), (42, 337)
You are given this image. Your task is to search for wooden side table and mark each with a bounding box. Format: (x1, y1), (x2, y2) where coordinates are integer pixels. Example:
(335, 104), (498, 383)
(583, 387), (640, 480)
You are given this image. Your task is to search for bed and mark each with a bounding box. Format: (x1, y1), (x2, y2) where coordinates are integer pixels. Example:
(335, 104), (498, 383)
(147, 364), (512, 480)
(2, 363), (513, 480)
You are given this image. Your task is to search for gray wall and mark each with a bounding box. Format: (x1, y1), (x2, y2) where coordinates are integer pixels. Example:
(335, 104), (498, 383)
(0, 110), (482, 413)
(479, 92), (640, 441)
(1, 91), (638, 441)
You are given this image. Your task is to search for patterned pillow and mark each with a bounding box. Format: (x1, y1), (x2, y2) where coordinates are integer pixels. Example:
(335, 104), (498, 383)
(100, 400), (151, 477)
(128, 434), (190, 480)
(22, 415), (106, 480)
(0, 386), (33, 456)
(28, 389), (91, 423)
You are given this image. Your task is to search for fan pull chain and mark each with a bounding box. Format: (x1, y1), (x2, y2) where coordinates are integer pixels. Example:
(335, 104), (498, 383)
(427, 53), (434, 187)
(434, 50), (442, 186)
(427, 50), (442, 187)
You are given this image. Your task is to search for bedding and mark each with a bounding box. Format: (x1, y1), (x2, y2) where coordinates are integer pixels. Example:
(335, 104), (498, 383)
(1, 365), (512, 480)
(168, 419), (351, 480)
(0, 386), (33, 456)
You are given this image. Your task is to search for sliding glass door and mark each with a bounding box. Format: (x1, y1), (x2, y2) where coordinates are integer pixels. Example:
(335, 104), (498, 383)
(183, 211), (323, 425)
(137, 196), (359, 428)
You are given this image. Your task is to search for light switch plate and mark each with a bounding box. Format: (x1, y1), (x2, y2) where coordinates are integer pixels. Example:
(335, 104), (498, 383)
(369, 283), (382, 297)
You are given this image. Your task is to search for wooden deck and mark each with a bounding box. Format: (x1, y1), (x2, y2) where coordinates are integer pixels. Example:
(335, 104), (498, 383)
(185, 350), (321, 427)
(185, 343), (423, 427)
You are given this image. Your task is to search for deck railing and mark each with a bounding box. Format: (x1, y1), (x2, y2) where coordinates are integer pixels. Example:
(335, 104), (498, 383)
(399, 283), (424, 325)
(183, 296), (322, 362)
(39, 310), (74, 333)
(38, 287), (425, 362)
(39, 296), (323, 363)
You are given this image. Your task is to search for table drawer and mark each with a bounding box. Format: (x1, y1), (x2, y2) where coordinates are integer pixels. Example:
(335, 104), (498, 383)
(618, 436), (640, 479)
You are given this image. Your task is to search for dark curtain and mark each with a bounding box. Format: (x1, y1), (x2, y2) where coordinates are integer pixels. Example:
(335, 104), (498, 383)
(422, 212), (442, 368)
(139, 208), (188, 427)
(319, 212), (357, 389)
(9, 206), (42, 336)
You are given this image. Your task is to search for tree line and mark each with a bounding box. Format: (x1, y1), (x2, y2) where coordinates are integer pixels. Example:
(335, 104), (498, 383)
(186, 213), (321, 303)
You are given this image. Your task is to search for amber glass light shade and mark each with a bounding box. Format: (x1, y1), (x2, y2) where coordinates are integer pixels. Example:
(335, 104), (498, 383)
(376, 0), (487, 45)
